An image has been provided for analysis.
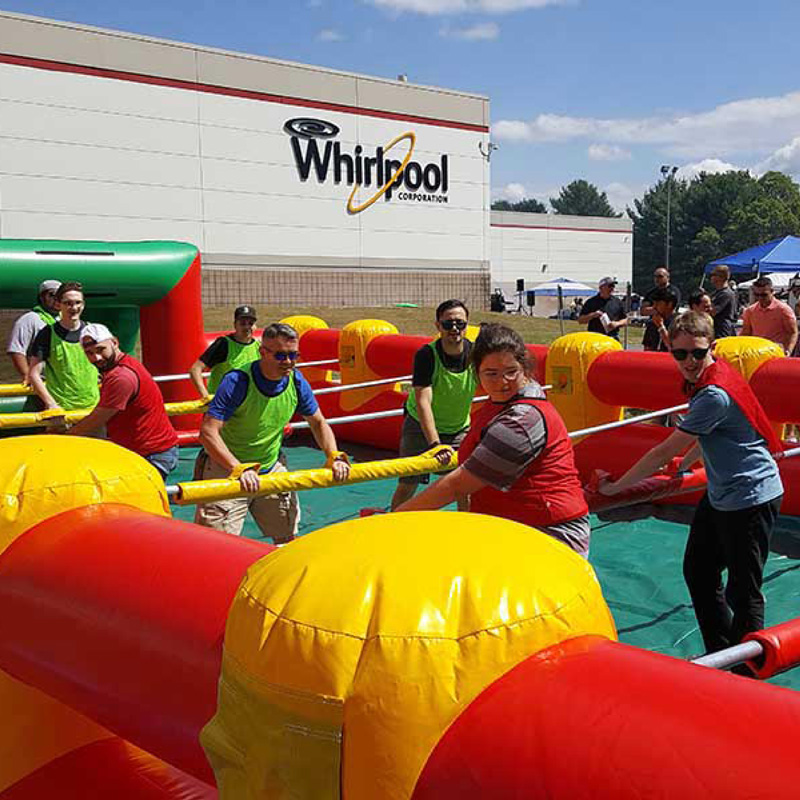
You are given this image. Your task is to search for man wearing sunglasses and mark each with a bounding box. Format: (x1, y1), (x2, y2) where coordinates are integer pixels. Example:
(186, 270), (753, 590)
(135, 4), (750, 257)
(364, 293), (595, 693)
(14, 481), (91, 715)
(740, 276), (797, 355)
(390, 299), (477, 511)
(195, 322), (350, 542)
(600, 311), (783, 668)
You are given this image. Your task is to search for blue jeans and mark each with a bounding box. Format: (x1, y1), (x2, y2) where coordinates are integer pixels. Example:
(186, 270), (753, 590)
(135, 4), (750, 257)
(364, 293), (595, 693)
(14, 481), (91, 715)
(145, 445), (180, 480)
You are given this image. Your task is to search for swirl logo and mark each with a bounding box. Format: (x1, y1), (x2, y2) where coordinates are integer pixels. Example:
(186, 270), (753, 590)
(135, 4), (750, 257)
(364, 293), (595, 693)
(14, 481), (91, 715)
(283, 118), (340, 139)
(347, 131), (416, 214)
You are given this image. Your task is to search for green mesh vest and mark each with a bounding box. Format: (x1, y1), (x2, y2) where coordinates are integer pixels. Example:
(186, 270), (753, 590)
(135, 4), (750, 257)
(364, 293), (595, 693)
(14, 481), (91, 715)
(208, 336), (260, 394)
(406, 342), (477, 434)
(220, 366), (298, 467)
(46, 325), (100, 410)
(32, 304), (56, 325)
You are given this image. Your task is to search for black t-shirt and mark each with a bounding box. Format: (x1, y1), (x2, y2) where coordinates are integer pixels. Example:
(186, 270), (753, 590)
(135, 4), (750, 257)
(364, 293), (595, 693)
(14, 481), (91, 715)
(712, 286), (738, 338)
(200, 335), (233, 367)
(643, 283), (681, 309)
(412, 339), (472, 387)
(581, 294), (625, 339)
(29, 321), (84, 360)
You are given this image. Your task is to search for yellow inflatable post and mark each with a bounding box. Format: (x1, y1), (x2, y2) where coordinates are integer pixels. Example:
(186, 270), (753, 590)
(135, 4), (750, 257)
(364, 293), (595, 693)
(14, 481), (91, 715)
(279, 314), (333, 384)
(338, 319), (399, 412)
(201, 511), (616, 800)
(0, 435), (170, 555)
(546, 332), (623, 434)
(714, 335), (786, 441)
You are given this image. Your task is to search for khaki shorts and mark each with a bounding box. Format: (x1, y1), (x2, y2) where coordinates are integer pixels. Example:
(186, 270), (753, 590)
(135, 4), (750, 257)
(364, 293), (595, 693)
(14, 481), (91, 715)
(398, 415), (468, 486)
(193, 456), (300, 543)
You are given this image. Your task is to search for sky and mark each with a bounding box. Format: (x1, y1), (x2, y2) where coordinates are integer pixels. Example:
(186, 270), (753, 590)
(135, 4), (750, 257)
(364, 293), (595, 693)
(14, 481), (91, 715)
(5, 0), (800, 212)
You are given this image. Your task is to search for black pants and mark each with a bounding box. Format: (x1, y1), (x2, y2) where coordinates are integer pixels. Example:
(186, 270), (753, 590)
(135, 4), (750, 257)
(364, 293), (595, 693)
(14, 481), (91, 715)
(683, 492), (782, 654)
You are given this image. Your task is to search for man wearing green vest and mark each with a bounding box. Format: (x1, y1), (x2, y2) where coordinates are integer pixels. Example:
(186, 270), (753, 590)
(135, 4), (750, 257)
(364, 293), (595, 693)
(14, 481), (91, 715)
(28, 281), (100, 412)
(189, 304), (260, 401)
(194, 322), (350, 542)
(390, 299), (477, 511)
(6, 279), (60, 384)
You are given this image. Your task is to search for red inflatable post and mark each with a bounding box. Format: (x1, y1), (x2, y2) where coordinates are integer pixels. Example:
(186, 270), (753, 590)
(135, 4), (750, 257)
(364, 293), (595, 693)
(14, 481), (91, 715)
(0, 505), (271, 784)
(745, 618), (800, 679)
(413, 635), (800, 799)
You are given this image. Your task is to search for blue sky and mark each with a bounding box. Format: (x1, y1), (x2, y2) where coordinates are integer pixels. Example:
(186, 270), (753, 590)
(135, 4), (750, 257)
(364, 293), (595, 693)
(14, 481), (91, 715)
(5, 0), (800, 211)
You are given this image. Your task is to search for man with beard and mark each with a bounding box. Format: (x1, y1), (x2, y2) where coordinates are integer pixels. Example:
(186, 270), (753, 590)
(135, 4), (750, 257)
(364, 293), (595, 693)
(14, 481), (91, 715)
(67, 323), (179, 478)
(6, 279), (61, 383)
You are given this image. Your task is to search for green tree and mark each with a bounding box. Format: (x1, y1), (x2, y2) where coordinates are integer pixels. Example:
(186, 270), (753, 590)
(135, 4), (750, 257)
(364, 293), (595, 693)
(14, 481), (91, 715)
(550, 179), (621, 217)
(491, 197), (547, 213)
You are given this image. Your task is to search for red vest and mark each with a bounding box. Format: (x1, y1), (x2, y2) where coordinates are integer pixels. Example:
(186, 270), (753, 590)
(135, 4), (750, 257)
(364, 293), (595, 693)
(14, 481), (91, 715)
(686, 359), (782, 453)
(460, 395), (588, 528)
(105, 355), (179, 457)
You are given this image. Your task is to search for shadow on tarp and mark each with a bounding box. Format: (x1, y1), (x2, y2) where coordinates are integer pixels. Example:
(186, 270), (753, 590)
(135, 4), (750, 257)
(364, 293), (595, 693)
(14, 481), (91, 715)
(172, 442), (800, 692)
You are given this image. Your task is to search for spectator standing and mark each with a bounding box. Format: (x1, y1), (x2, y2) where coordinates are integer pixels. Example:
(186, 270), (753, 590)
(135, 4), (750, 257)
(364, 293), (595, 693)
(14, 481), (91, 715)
(641, 267), (682, 351)
(28, 281), (99, 411)
(190, 305), (260, 400)
(194, 323), (350, 542)
(578, 277), (628, 339)
(646, 288), (678, 352)
(66, 324), (179, 478)
(390, 300), (477, 511)
(740, 276), (798, 355)
(688, 289), (714, 316)
(709, 265), (738, 339)
(5, 279), (60, 383)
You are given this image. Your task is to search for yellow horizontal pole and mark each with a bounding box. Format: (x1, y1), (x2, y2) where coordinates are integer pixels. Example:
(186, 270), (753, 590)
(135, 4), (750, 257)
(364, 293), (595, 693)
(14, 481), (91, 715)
(0, 396), (211, 430)
(0, 383), (35, 397)
(171, 446), (458, 506)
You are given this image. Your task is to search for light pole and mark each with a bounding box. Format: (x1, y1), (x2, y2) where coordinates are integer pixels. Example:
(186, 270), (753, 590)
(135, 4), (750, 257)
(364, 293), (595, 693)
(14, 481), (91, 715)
(660, 165), (678, 270)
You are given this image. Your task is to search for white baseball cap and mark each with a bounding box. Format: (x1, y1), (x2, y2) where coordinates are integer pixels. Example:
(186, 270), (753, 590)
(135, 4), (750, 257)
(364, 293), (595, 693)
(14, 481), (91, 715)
(80, 323), (115, 344)
(38, 279), (61, 294)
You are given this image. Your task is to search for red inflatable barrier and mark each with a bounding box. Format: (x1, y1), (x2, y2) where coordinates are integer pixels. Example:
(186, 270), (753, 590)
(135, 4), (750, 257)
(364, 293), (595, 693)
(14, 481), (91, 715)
(587, 350), (685, 409)
(412, 635), (800, 800)
(744, 619), (800, 679)
(0, 505), (271, 785)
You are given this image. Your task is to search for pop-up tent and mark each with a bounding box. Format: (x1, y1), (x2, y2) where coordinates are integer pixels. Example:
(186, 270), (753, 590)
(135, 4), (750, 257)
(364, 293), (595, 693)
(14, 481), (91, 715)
(532, 277), (595, 296)
(705, 235), (800, 275)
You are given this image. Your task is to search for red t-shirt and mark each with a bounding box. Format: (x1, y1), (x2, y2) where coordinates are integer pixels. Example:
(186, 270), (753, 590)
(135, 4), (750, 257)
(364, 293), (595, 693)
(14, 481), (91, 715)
(99, 354), (178, 456)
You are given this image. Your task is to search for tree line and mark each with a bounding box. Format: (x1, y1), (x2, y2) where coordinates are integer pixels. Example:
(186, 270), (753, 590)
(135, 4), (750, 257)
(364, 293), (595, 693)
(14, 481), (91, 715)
(492, 172), (800, 296)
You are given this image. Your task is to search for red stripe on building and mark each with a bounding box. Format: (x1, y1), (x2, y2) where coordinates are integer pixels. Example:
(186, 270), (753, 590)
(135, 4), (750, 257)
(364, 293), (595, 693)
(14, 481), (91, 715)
(0, 52), (489, 133)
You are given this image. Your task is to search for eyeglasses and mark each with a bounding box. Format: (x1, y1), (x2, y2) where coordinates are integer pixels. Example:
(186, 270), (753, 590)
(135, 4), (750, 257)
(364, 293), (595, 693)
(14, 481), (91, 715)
(440, 319), (468, 331)
(671, 347), (710, 362)
(752, 292), (770, 298)
(479, 367), (523, 382)
(267, 350), (299, 362)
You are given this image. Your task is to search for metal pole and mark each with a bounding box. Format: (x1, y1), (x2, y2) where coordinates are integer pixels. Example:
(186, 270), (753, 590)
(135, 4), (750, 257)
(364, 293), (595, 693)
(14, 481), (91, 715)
(623, 281), (631, 350)
(665, 175), (672, 271)
(691, 641), (764, 671)
(557, 285), (565, 336)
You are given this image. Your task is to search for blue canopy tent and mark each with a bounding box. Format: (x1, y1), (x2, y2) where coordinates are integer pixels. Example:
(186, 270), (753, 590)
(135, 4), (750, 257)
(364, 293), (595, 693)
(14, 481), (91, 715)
(705, 236), (800, 275)
(532, 277), (595, 296)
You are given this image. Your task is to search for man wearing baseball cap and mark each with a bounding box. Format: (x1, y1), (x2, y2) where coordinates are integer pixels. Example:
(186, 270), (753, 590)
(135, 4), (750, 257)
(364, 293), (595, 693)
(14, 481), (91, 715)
(67, 323), (180, 478)
(578, 276), (628, 339)
(5, 279), (61, 383)
(189, 305), (260, 401)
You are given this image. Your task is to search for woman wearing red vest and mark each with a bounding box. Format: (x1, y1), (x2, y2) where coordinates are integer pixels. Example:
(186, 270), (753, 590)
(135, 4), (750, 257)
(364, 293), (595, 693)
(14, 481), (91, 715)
(396, 323), (590, 556)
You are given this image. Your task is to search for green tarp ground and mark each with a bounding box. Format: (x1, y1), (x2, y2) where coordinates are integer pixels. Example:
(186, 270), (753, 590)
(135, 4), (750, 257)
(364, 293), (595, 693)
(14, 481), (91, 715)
(172, 440), (800, 691)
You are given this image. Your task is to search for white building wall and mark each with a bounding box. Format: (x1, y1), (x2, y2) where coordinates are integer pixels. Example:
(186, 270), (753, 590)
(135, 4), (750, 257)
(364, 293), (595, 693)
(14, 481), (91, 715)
(490, 211), (633, 314)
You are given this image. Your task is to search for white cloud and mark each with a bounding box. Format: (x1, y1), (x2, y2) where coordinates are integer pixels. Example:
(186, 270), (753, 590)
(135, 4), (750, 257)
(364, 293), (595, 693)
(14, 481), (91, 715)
(676, 158), (743, 181)
(755, 137), (800, 176)
(317, 28), (344, 41)
(440, 21), (499, 39)
(603, 181), (642, 213)
(492, 90), (800, 159)
(588, 143), (631, 161)
(494, 182), (528, 202)
(369, 0), (569, 15)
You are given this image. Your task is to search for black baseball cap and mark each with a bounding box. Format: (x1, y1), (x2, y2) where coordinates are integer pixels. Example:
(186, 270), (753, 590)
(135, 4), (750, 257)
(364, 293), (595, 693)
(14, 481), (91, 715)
(234, 305), (257, 321)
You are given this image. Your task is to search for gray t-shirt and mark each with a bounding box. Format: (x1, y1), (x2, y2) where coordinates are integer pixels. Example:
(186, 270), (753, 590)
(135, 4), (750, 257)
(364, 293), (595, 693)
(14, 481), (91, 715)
(6, 310), (49, 356)
(462, 382), (590, 557)
(712, 286), (738, 339)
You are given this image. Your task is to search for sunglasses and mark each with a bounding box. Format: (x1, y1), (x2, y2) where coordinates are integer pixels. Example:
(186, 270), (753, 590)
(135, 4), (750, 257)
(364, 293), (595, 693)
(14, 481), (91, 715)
(268, 350), (299, 362)
(440, 319), (468, 331)
(671, 347), (710, 362)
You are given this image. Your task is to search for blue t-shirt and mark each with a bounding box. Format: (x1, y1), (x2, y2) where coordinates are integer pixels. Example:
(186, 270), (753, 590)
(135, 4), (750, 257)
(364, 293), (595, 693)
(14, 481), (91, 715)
(207, 363), (318, 422)
(678, 385), (783, 511)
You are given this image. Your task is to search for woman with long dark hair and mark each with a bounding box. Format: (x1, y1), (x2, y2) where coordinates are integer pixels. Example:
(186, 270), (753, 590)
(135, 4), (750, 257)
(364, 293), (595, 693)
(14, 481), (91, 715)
(396, 323), (591, 556)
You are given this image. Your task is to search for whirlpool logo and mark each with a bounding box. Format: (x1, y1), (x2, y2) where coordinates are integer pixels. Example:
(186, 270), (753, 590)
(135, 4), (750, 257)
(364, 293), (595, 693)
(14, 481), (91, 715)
(284, 118), (449, 214)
